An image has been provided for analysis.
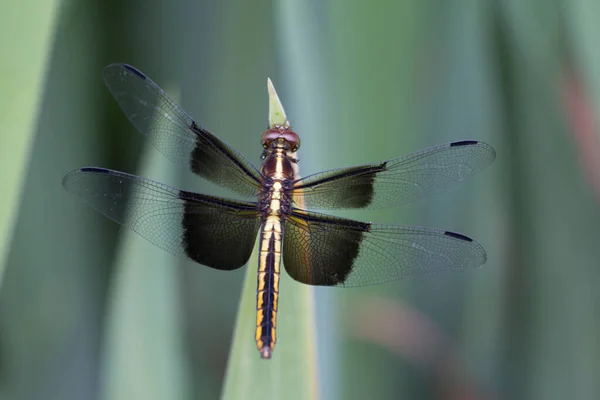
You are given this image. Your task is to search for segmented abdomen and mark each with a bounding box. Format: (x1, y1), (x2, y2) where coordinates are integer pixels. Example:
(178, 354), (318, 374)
(255, 217), (281, 359)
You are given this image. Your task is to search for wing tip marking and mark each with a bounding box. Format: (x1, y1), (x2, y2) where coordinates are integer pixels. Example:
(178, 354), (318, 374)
(450, 140), (480, 147)
(79, 167), (110, 174)
(122, 64), (146, 79)
(444, 231), (473, 242)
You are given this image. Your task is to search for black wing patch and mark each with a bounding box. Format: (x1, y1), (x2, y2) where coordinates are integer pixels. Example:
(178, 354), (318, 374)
(103, 63), (263, 198)
(291, 141), (495, 210)
(283, 209), (487, 287)
(63, 168), (261, 270)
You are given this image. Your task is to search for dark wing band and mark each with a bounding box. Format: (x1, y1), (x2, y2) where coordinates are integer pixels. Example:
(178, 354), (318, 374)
(63, 167), (261, 270)
(291, 141), (495, 210)
(283, 209), (486, 287)
(103, 64), (263, 198)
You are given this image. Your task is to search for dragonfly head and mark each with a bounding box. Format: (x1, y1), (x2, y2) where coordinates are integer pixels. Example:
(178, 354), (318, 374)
(262, 125), (301, 152)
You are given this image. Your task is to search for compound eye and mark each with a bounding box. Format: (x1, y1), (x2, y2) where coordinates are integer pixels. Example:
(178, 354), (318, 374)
(282, 131), (300, 151)
(261, 130), (280, 147)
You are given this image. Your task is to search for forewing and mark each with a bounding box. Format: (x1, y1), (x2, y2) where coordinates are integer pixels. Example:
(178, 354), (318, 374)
(103, 63), (262, 198)
(291, 141), (495, 209)
(63, 167), (261, 270)
(283, 209), (486, 287)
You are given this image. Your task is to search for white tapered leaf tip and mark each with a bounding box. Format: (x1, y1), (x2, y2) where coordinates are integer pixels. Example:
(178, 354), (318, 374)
(268, 77), (290, 127)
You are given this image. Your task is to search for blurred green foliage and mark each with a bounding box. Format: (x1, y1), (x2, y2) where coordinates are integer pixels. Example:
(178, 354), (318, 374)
(0, 0), (60, 283)
(1, 0), (600, 399)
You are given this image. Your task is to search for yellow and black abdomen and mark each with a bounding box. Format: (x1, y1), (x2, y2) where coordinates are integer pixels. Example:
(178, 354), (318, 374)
(256, 216), (282, 359)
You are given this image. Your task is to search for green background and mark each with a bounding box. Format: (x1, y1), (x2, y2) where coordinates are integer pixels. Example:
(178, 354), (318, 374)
(1, 0), (600, 399)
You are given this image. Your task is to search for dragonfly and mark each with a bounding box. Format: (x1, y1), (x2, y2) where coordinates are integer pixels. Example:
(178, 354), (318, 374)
(63, 64), (496, 359)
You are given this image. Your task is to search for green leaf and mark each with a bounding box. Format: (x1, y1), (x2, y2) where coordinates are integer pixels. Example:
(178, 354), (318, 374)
(0, 0), (60, 284)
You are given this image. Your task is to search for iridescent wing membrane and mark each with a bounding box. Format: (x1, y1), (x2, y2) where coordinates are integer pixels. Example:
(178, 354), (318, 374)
(102, 63), (262, 198)
(63, 63), (495, 285)
(63, 168), (261, 270)
(292, 140), (495, 210)
(283, 209), (486, 287)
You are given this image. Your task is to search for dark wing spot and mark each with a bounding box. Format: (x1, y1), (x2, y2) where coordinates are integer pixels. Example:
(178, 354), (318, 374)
(189, 123), (223, 178)
(122, 64), (146, 79)
(80, 167), (110, 174)
(179, 191), (259, 270)
(293, 163), (386, 209)
(284, 213), (369, 286)
(450, 140), (479, 147)
(188, 122), (256, 185)
(444, 231), (473, 242)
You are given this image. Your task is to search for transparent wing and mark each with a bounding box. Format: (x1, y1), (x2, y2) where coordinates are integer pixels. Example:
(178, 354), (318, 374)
(63, 167), (261, 270)
(291, 141), (495, 209)
(103, 63), (263, 198)
(283, 209), (486, 287)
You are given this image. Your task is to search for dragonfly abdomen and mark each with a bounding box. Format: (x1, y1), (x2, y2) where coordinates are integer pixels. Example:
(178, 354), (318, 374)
(256, 216), (282, 359)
